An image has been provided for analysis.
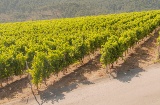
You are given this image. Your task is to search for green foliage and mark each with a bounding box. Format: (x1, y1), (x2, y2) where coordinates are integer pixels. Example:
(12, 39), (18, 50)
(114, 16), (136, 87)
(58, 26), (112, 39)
(0, 10), (160, 85)
(100, 11), (160, 65)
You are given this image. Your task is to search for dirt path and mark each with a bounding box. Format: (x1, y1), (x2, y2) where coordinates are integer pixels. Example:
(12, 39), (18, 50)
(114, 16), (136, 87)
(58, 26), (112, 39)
(0, 27), (160, 105)
(3, 63), (160, 105)
(45, 63), (160, 105)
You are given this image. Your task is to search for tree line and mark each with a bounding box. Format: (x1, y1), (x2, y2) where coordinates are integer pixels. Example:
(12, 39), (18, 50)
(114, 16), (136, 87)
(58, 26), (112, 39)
(0, 0), (160, 22)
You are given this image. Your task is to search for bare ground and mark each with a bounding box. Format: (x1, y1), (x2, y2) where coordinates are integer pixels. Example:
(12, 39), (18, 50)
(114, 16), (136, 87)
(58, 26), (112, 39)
(0, 27), (160, 104)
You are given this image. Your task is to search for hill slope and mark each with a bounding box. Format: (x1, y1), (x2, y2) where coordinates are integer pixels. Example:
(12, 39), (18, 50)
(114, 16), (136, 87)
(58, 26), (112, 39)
(0, 0), (160, 22)
(0, 10), (160, 86)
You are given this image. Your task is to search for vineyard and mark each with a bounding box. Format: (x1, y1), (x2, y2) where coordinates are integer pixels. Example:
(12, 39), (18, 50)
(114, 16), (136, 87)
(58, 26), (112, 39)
(0, 10), (160, 87)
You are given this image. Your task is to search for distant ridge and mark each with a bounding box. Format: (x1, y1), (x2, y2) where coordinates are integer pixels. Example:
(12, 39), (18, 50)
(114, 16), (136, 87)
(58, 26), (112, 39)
(0, 0), (160, 22)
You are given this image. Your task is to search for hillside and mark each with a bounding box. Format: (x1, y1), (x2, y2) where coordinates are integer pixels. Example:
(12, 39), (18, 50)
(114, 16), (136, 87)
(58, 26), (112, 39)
(1, 22), (160, 105)
(0, 10), (160, 87)
(0, 8), (160, 104)
(0, 0), (160, 22)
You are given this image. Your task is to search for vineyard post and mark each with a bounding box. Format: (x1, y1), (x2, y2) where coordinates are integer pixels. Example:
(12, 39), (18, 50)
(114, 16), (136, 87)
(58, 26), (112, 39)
(26, 61), (40, 105)
(26, 61), (30, 80)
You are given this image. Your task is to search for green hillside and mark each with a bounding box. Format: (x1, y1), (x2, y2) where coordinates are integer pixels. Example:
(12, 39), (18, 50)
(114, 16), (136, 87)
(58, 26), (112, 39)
(0, 0), (160, 22)
(0, 10), (160, 86)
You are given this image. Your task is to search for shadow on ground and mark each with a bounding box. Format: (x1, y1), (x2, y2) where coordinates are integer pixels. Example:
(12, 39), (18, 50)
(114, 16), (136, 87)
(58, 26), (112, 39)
(0, 77), (29, 100)
(115, 68), (144, 83)
(0, 54), (101, 104)
(112, 28), (159, 83)
(38, 57), (102, 105)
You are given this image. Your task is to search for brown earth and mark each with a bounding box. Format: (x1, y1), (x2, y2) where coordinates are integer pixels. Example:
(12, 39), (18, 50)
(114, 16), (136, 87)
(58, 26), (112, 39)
(0, 27), (160, 104)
